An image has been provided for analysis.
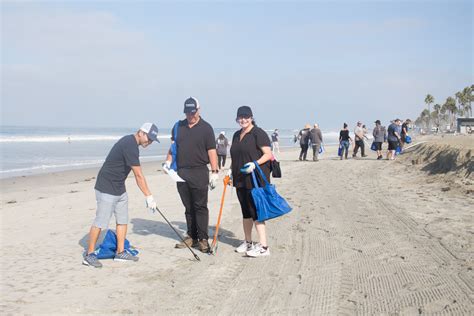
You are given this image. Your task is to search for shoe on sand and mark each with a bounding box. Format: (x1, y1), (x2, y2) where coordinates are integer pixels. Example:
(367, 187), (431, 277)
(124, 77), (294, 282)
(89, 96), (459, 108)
(235, 241), (254, 253)
(246, 243), (270, 257)
(114, 251), (139, 262)
(198, 239), (210, 253)
(175, 236), (197, 249)
(83, 253), (103, 268)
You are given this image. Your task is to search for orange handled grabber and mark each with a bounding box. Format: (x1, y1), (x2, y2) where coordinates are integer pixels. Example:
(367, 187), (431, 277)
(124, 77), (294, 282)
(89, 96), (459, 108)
(210, 175), (231, 255)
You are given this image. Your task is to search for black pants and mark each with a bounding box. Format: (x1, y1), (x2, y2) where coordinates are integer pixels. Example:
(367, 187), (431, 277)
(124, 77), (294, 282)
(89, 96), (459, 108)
(299, 144), (309, 160)
(312, 144), (321, 161)
(177, 183), (209, 240)
(217, 155), (227, 169)
(353, 140), (365, 156)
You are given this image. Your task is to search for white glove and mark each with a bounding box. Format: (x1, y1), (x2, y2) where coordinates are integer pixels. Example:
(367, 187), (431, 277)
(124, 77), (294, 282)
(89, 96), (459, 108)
(240, 162), (256, 174)
(209, 173), (219, 190)
(146, 195), (157, 213)
(225, 169), (232, 179)
(162, 160), (171, 173)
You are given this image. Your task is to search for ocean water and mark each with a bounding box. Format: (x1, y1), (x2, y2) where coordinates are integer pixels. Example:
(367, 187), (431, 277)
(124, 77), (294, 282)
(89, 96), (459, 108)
(0, 125), (341, 178)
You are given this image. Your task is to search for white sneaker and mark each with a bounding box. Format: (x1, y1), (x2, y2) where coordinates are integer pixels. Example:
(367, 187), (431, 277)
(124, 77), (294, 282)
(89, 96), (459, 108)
(235, 241), (254, 253)
(246, 243), (270, 257)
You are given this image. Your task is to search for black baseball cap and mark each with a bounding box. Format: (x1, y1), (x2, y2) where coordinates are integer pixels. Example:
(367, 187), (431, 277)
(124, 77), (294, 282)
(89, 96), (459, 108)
(184, 97), (200, 114)
(236, 106), (253, 118)
(374, 120), (381, 124)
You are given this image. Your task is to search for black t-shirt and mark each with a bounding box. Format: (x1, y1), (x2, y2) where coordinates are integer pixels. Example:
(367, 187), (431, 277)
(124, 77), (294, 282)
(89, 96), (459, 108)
(230, 126), (271, 189)
(339, 130), (350, 141)
(95, 135), (140, 196)
(401, 123), (408, 136)
(172, 118), (215, 188)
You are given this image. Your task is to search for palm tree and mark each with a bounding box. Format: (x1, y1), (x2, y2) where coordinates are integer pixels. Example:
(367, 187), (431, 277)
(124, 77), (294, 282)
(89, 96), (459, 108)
(455, 91), (464, 117)
(425, 94), (434, 132)
(444, 97), (457, 130)
(462, 86), (472, 117)
(433, 103), (441, 127)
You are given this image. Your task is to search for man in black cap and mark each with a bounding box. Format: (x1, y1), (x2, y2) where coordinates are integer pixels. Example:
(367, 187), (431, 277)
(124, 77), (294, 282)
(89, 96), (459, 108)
(83, 123), (160, 268)
(164, 97), (218, 253)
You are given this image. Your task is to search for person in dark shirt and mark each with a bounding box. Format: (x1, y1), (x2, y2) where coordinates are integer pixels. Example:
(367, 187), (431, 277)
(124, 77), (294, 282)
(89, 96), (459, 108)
(400, 119), (411, 149)
(164, 97), (218, 253)
(83, 123), (160, 268)
(271, 129), (280, 153)
(230, 106), (273, 257)
(216, 131), (229, 170)
(309, 123), (323, 161)
(387, 118), (402, 160)
(298, 124), (311, 161)
(339, 123), (353, 160)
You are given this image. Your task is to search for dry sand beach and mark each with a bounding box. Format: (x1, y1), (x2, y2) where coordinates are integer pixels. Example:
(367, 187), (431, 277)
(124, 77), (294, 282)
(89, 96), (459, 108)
(1, 136), (473, 314)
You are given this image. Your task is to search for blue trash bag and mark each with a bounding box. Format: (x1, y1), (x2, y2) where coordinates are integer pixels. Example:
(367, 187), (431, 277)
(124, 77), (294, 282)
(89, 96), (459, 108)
(170, 121), (179, 171)
(405, 135), (412, 144)
(250, 162), (292, 222)
(338, 145), (343, 157)
(395, 146), (402, 155)
(370, 142), (377, 151)
(95, 230), (139, 259)
(319, 144), (325, 154)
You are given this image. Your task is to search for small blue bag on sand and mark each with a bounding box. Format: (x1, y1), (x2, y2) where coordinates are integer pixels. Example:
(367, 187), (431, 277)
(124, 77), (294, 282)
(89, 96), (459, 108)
(250, 162), (292, 222)
(395, 146), (402, 155)
(95, 230), (139, 259)
(370, 142), (377, 151)
(405, 135), (412, 144)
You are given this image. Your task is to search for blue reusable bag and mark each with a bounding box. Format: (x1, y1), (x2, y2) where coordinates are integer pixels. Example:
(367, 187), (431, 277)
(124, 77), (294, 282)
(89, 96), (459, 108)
(319, 144), (325, 154)
(94, 230), (139, 259)
(370, 142), (377, 151)
(337, 145), (343, 157)
(395, 146), (402, 155)
(170, 121), (179, 171)
(405, 135), (412, 144)
(250, 162), (292, 222)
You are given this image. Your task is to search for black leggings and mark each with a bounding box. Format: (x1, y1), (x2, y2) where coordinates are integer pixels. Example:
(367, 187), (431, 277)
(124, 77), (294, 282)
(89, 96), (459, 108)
(218, 155), (226, 169)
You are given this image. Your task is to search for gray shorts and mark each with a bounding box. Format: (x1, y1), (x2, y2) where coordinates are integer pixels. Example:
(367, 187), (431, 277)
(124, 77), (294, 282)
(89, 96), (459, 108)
(93, 190), (129, 229)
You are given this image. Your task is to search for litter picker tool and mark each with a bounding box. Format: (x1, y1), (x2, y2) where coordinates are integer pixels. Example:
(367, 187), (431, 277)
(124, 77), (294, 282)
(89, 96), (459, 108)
(155, 207), (200, 262)
(210, 175), (231, 255)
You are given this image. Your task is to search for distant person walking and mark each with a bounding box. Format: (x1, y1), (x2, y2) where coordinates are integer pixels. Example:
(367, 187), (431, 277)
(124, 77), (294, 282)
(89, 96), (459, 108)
(309, 123), (323, 161)
(298, 124), (311, 161)
(83, 123), (160, 268)
(271, 129), (280, 153)
(353, 121), (367, 158)
(372, 120), (386, 160)
(230, 106), (273, 257)
(164, 97), (219, 253)
(400, 119), (411, 149)
(387, 118), (402, 160)
(216, 131), (229, 170)
(339, 123), (352, 160)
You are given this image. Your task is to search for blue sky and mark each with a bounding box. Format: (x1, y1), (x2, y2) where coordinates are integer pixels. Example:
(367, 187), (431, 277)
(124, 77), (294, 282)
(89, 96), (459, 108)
(1, 0), (472, 130)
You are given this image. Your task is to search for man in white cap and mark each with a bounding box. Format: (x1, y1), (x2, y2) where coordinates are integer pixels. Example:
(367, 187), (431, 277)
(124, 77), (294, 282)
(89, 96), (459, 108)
(164, 97), (218, 253)
(353, 121), (367, 158)
(82, 123), (160, 268)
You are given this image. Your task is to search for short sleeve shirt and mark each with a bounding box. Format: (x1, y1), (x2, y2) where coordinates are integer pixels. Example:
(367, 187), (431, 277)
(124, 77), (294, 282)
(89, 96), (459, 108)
(95, 135), (140, 196)
(172, 118), (215, 188)
(271, 132), (279, 142)
(387, 123), (399, 142)
(230, 126), (271, 189)
(401, 123), (409, 136)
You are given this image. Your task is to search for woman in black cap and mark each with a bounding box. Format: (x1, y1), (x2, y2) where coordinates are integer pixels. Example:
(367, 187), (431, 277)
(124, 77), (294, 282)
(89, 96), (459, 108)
(229, 106), (273, 257)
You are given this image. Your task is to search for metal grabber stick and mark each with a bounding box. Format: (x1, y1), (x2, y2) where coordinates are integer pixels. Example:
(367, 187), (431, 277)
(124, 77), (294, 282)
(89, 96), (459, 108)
(155, 207), (200, 262)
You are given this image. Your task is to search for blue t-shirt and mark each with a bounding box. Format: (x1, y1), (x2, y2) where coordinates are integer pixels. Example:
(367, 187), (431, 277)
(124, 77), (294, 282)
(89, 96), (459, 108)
(387, 123), (399, 142)
(95, 135), (140, 196)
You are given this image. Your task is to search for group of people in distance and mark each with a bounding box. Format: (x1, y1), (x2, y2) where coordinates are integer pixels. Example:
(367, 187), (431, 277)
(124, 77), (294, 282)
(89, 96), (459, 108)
(83, 98), (274, 268)
(339, 118), (412, 160)
(295, 124), (324, 161)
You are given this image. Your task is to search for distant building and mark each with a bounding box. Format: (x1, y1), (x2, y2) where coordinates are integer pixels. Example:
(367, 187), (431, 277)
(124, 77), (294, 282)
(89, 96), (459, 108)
(457, 118), (474, 134)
